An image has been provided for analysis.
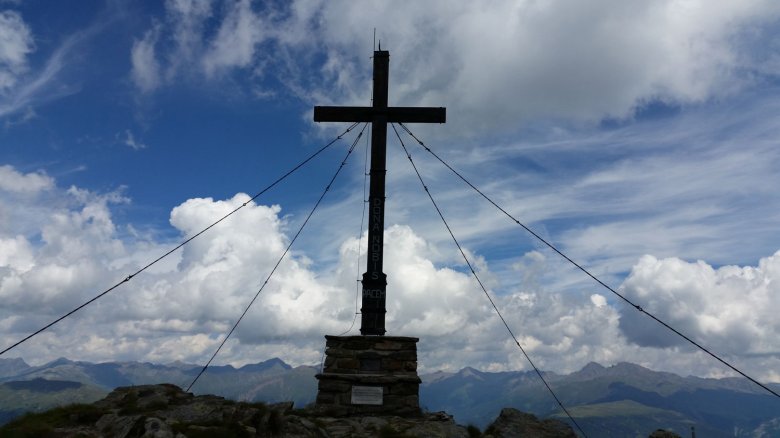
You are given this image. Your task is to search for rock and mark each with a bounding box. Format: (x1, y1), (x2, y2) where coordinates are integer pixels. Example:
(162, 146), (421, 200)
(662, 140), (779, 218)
(307, 412), (469, 438)
(391, 412), (470, 437)
(483, 407), (577, 438)
(270, 401), (295, 414)
(95, 413), (143, 438)
(0, 383), (574, 437)
(143, 417), (174, 438)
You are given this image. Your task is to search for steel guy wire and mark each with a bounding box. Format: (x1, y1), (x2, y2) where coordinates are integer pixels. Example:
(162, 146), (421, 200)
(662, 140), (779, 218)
(392, 123), (589, 437)
(188, 123), (368, 391)
(397, 122), (780, 400)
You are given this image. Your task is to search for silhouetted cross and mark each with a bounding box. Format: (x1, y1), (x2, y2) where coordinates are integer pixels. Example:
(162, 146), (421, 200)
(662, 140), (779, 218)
(314, 49), (446, 335)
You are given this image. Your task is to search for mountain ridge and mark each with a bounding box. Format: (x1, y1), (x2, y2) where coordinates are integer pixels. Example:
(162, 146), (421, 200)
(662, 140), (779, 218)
(1, 357), (778, 436)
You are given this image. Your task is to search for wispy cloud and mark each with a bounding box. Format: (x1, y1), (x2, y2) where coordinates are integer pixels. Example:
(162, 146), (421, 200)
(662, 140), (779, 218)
(130, 25), (162, 94)
(0, 10), (34, 92)
(122, 129), (147, 150)
(287, 86), (780, 312)
(127, 1), (780, 137)
(0, 17), (101, 119)
(2, 105), (35, 128)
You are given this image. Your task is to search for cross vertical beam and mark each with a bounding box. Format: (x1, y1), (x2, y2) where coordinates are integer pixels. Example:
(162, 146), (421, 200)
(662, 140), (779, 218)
(314, 50), (445, 335)
(362, 51), (389, 335)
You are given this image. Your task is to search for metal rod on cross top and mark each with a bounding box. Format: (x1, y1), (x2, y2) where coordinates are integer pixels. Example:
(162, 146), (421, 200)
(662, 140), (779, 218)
(314, 50), (446, 335)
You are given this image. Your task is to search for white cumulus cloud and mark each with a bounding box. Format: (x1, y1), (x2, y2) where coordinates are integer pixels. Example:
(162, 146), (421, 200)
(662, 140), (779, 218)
(1, 164), (780, 383)
(0, 164), (53, 194)
(201, 0), (265, 77)
(129, 0), (780, 134)
(619, 253), (780, 357)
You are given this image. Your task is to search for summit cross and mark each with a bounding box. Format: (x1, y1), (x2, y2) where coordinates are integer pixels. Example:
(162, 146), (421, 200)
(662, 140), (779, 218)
(314, 50), (446, 335)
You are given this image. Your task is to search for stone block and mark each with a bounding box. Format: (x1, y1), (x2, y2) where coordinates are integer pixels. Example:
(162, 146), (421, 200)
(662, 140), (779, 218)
(336, 392), (355, 405)
(343, 340), (372, 350)
(383, 360), (404, 371)
(356, 351), (382, 360)
(337, 358), (360, 370)
(393, 351), (417, 361)
(403, 395), (420, 408)
(359, 358), (383, 372)
(387, 382), (419, 396)
(374, 341), (403, 351)
(326, 347), (354, 358)
(316, 392), (336, 404)
(382, 395), (404, 408)
(318, 380), (351, 393)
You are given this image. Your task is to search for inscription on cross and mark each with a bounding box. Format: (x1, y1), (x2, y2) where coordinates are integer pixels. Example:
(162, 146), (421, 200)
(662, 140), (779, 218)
(314, 50), (446, 335)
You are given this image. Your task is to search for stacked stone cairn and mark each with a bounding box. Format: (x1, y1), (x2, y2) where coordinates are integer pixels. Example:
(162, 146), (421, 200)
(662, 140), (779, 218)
(315, 335), (421, 417)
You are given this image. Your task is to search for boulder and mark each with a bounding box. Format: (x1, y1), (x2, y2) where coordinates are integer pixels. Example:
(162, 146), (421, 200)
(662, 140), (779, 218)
(483, 407), (577, 438)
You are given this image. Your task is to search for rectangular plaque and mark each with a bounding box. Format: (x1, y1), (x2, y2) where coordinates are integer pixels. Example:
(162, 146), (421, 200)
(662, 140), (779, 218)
(351, 385), (383, 405)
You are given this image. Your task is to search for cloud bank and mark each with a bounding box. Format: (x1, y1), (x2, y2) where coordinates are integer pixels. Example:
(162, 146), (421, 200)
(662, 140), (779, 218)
(620, 252), (780, 356)
(129, 0), (780, 134)
(2, 164), (779, 383)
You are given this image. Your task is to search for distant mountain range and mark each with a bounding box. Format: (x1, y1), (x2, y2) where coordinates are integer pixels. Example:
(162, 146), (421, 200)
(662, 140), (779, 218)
(1, 357), (779, 437)
(421, 362), (780, 436)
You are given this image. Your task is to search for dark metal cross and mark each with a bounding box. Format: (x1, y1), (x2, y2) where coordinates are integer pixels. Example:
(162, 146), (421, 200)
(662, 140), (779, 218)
(314, 50), (446, 335)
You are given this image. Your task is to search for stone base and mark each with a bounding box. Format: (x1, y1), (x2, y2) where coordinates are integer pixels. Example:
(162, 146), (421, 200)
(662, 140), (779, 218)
(315, 335), (421, 417)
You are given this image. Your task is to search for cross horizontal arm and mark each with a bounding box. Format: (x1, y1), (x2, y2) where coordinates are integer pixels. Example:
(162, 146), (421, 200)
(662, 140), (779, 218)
(314, 106), (446, 124)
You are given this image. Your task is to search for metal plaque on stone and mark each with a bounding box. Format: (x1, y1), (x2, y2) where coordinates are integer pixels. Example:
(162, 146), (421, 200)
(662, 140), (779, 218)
(351, 385), (383, 405)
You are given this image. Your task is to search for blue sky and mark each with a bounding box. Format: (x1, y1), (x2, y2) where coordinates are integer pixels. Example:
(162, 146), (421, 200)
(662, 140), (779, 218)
(3, 1), (780, 382)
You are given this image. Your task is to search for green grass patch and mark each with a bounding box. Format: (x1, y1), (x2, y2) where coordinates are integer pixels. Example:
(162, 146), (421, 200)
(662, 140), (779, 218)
(0, 403), (106, 437)
(553, 400), (682, 418)
(117, 390), (139, 415)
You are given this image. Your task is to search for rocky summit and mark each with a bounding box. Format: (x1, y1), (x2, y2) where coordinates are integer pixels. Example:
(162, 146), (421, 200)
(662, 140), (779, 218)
(0, 383), (576, 437)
